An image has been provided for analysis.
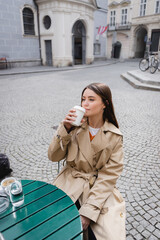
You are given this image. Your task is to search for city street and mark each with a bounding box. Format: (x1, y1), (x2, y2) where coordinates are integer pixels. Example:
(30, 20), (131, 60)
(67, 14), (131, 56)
(0, 61), (160, 239)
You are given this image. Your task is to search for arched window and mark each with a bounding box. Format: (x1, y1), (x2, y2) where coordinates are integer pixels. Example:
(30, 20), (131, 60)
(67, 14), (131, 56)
(23, 7), (35, 35)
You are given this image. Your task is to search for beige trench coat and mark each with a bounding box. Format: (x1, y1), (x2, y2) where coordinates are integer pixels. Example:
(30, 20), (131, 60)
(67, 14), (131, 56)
(48, 121), (126, 240)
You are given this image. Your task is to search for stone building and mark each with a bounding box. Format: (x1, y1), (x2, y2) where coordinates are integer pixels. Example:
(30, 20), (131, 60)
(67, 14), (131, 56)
(93, 0), (108, 61)
(1, 0), (107, 68)
(107, 0), (160, 59)
(0, 0), (40, 68)
(107, 0), (132, 59)
(36, 0), (97, 67)
(130, 0), (160, 58)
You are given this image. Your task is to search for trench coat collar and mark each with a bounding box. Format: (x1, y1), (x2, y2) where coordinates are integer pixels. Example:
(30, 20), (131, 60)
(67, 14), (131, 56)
(78, 120), (122, 136)
(75, 120), (122, 166)
(101, 121), (122, 136)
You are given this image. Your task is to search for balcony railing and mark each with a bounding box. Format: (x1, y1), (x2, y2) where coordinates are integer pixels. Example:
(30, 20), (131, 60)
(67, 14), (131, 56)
(108, 25), (116, 31)
(108, 22), (131, 31)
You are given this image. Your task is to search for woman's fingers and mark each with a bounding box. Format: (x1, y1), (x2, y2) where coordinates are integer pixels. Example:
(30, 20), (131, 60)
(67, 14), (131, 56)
(64, 109), (77, 122)
(63, 109), (77, 131)
(80, 215), (90, 230)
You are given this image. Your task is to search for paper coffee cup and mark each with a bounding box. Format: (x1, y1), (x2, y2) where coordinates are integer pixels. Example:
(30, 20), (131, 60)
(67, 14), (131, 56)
(72, 106), (86, 126)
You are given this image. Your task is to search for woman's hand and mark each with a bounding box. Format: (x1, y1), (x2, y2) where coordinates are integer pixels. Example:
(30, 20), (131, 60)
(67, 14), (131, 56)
(80, 215), (91, 230)
(63, 108), (77, 132)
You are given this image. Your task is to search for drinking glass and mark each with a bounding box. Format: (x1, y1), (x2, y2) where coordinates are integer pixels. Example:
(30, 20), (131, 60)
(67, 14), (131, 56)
(9, 180), (24, 207)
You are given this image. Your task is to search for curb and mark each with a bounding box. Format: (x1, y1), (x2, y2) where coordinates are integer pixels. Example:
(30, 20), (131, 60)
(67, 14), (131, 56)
(127, 71), (160, 86)
(121, 72), (160, 91)
(0, 61), (119, 77)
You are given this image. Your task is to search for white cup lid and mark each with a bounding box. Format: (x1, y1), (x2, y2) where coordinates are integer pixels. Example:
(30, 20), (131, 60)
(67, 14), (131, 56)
(73, 106), (85, 113)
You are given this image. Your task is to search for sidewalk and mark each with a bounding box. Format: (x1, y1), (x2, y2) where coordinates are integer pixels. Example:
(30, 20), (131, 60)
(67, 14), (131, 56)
(0, 59), (119, 76)
(0, 59), (160, 91)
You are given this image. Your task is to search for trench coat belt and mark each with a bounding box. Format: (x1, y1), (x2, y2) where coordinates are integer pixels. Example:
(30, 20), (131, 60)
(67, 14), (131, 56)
(71, 169), (98, 202)
(71, 169), (98, 187)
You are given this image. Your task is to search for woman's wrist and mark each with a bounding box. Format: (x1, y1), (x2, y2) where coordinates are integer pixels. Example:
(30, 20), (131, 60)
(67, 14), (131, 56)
(64, 123), (74, 133)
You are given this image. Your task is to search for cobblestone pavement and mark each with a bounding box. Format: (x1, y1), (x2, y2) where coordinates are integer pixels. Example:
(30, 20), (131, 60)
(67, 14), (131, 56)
(0, 61), (160, 239)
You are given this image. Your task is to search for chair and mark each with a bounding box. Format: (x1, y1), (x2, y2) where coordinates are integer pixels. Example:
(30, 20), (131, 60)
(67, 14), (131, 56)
(0, 57), (7, 69)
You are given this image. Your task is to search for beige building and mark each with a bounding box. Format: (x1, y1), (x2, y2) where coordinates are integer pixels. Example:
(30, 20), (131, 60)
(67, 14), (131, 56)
(107, 0), (160, 59)
(131, 0), (160, 58)
(107, 0), (132, 59)
(36, 0), (97, 67)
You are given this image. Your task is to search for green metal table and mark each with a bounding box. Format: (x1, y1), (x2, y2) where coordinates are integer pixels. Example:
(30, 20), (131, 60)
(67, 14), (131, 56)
(0, 180), (83, 240)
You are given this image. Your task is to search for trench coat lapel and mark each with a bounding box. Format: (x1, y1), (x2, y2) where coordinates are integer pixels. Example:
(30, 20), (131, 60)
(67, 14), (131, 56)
(90, 128), (109, 154)
(76, 123), (93, 166)
(76, 121), (122, 165)
(91, 121), (122, 154)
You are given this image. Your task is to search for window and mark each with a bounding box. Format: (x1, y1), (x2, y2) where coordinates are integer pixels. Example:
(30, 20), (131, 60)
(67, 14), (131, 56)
(110, 11), (116, 26)
(150, 30), (160, 52)
(121, 9), (128, 25)
(94, 43), (101, 55)
(155, 0), (160, 13)
(140, 0), (147, 16)
(43, 16), (51, 29)
(23, 8), (35, 35)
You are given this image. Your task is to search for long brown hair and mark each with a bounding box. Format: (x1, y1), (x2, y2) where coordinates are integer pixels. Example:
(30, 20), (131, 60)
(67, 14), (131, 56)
(81, 83), (119, 128)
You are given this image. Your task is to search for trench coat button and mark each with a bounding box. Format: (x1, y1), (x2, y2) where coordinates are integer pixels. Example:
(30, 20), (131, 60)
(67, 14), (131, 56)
(56, 134), (60, 139)
(70, 162), (75, 168)
(120, 212), (124, 218)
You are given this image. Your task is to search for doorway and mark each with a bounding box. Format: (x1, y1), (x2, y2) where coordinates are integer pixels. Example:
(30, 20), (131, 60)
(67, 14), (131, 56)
(134, 27), (147, 58)
(150, 30), (160, 52)
(72, 20), (86, 65)
(45, 40), (53, 66)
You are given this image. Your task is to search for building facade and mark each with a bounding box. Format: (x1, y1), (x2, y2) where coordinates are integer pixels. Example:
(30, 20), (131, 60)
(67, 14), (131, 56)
(0, 0), (40, 67)
(131, 0), (160, 58)
(107, 0), (132, 59)
(107, 0), (160, 59)
(0, 0), (100, 68)
(93, 0), (108, 60)
(36, 0), (97, 67)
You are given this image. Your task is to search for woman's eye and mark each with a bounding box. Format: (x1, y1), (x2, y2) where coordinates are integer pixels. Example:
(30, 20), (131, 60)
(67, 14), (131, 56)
(89, 99), (94, 101)
(82, 98), (85, 101)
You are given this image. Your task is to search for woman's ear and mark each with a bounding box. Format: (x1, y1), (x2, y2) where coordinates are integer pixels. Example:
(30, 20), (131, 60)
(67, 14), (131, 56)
(102, 103), (106, 110)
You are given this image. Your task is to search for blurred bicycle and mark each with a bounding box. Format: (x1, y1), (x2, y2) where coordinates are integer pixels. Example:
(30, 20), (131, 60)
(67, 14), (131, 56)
(153, 53), (160, 72)
(139, 51), (158, 74)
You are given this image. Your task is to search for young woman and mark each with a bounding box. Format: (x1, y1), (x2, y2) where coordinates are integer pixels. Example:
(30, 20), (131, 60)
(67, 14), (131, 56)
(48, 83), (126, 240)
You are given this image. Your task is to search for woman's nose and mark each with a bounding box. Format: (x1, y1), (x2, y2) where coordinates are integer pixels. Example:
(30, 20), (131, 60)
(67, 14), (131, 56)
(83, 100), (89, 106)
